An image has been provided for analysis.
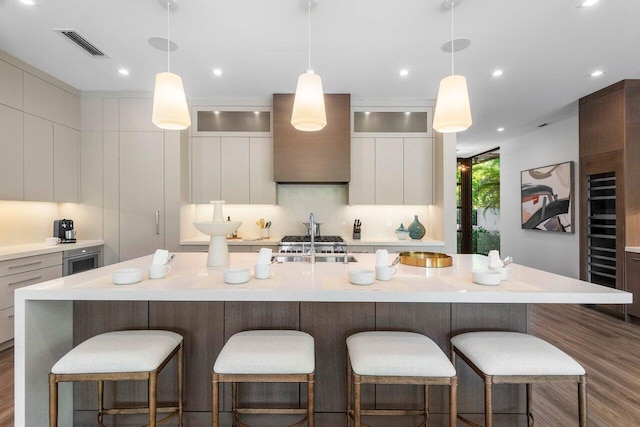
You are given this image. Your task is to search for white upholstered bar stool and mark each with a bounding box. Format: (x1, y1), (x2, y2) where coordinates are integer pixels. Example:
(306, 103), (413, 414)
(48, 330), (184, 427)
(212, 330), (315, 427)
(346, 331), (458, 427)
(451, 331), (587, 427)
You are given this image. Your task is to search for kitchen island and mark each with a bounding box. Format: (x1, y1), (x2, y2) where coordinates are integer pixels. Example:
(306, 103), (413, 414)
(15, 252), (631, 426)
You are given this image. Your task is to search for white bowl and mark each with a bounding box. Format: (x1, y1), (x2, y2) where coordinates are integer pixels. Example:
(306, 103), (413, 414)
(395, 230), (410, 240)
(349, 269), (375, 286)
(112, 268), (143, 285)
(472, 269), (502, 286)
(223, 268), (251, 284)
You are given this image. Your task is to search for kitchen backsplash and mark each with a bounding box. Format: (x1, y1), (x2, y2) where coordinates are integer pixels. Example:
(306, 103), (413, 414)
(0, 201), (61, 246)
(183, 184), (431, 241)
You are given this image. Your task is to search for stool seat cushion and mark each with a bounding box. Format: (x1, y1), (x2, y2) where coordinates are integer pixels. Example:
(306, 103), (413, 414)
(214, 330), (315, 375)
(451, 331), (585, 376)
(347, 331), (456, 377)
(51, 330), (183, 374)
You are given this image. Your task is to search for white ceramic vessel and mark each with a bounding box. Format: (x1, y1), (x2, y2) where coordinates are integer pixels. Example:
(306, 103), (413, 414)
(193, 201), (242, 267)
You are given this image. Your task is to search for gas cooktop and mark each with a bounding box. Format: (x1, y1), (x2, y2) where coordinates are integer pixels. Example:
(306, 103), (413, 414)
(280, 235), (344, 243)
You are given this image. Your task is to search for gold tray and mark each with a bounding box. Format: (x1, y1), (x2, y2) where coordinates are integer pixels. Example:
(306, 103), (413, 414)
(398, 251), (453, 268)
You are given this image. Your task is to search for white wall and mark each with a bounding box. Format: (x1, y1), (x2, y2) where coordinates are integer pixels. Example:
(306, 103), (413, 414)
(500, 105), (579, 278)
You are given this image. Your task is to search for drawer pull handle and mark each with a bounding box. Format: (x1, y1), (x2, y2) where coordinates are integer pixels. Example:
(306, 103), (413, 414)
(631, 258), (640, 262)
(8, 261), (42, 269)
(7, 314), (14, 319)
(8, 275), (42, 286)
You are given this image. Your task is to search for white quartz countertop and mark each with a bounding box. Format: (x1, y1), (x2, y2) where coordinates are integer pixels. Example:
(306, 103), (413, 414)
(626, 247), (640, 254)
(180, 237), (444, 247)
(16, 252), (631, 304)
(0, 240), (105, 262)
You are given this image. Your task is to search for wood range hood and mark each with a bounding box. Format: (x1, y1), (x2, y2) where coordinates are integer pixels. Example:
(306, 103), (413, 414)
(273, 93), (351, 183)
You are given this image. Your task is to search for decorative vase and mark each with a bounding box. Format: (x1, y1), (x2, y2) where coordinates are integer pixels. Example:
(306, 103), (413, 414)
(408, 215), (426, 240)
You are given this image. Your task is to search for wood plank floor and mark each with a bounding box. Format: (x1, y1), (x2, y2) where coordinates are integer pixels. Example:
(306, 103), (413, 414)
(1, 304), (639, 426)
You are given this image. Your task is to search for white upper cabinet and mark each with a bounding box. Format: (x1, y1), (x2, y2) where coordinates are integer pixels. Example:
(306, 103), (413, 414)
(349, 136), (434, 205)
(191, 137), (221, 204)
(221, 137), (250, 204)
(53, 124), (79, 202)
(403, 138), (433, 205)
(119, 98), (158, 132)
(375, 138), (404, 205)
(349, 138), (376, 205)
(23, 73), (79, 130)
(249, 137), (276, 205)
(0, 60), (23, 110)
(0, 104), (24, 200)
(23, 114), (54, 201)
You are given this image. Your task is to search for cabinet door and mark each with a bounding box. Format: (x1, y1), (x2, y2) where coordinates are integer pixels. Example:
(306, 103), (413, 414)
(53, 124), (79, 202)
(375, 138), (403, 205)
(626, 252), (640, 317)
(119, 132), (165, 261)
(249, 137), (276, 204)
(0, 60), (23, 110)
(403, 138), (433, 205)
(23, 73), (79, 130)
(0, 104), (24, 200)
(191, 137), (221, 203)
(23, 114), (54, 201)
(349, 138), (375, 205)
(221, 137), (250, 203)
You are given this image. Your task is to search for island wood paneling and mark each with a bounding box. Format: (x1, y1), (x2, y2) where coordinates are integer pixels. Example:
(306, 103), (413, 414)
(375, 302), (451, 419)
(72, 301), (149, 414)
(300, 302), (376, 414)
(451, 303), (529, 424)
(223, 302), (301, 413)
(148, 301), (224, 411)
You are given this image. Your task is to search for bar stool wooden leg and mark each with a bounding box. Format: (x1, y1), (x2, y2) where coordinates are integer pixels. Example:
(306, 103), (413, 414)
(346, 356), (353, 427)
(48, 374), (58, 427)
(485, 377), (493, 427)
(579, 376), (588, 427)
(308, 373), (315, 427)
(178, 344), (184, 427)
(449, 376), (457, 427)
(354, 373), (361, 427)
(424, 384), (430, 427)
(212, 373), (220, 427)
(98, 380), (104, 426)
(149, 373), (157, 427)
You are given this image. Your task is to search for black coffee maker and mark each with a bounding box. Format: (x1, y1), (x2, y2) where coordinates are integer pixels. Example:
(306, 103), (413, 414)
(53, 219), (76, 243)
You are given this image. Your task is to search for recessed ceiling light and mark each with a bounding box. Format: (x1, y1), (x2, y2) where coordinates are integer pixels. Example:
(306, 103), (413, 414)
(399, 69), (410, 77)
(212, 68), (223, 76)
(590, 70), (604, 77)
(118, 68), (130, 76)
(497, 127), (505, 132)
(492, 69), (504, 77)
(19, 0), (40, 6)
(581, 0), (600, 7)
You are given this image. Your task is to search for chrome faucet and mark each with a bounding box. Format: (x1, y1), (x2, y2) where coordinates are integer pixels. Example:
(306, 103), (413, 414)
(308, 213), (316, 264)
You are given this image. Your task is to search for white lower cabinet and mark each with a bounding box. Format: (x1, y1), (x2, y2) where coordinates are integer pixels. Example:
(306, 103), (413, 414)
(119, 132), (165, 261)
(0, 253), (62, 344)
(349, 137), (433, 205)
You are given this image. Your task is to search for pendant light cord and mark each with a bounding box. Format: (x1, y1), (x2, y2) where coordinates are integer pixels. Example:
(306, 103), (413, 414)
(308, 1), (312, 72)
(450, 1), (454, 76)
(167, 1), (171, 72)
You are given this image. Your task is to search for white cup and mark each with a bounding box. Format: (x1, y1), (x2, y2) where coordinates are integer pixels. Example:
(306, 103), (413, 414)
(149, 264), (171, 279)
(260, 228), (270, 239)
(375, 265), (397, 281)
(490, 266), (513, 280)
(254, 264), (271, 280)
(45, 237), (61, 246)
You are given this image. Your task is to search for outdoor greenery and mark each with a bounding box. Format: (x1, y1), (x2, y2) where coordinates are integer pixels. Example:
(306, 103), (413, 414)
(472, 158), (500, 212)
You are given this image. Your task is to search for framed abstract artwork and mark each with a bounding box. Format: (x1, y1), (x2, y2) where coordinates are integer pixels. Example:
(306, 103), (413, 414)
(521, 161), (574, 232)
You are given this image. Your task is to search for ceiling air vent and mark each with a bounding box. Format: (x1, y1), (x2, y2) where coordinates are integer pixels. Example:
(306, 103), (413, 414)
(54, 29), (107, 57)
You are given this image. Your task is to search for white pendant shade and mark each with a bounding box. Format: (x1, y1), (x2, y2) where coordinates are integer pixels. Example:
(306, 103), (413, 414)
(152, 71), (191, 130)
(291, 71), (327, 132)
(433, 74), (472, 133)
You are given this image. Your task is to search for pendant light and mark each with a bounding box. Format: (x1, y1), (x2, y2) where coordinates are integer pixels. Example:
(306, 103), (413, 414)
(152, 0), (191, 130)
(291, 0), (327, 132)
(433, 0), (472, 134)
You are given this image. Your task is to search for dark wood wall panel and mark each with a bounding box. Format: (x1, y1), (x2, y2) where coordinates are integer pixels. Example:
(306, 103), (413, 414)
(300, 302), (376, 413)
(375, 303), (451, 413)
(149, 301), (224, 411)
(73, 301), (149, 412)
(579, 84), (624, 158)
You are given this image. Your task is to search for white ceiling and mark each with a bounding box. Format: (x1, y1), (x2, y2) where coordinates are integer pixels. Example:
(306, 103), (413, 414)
(1, 0), (639, 157)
